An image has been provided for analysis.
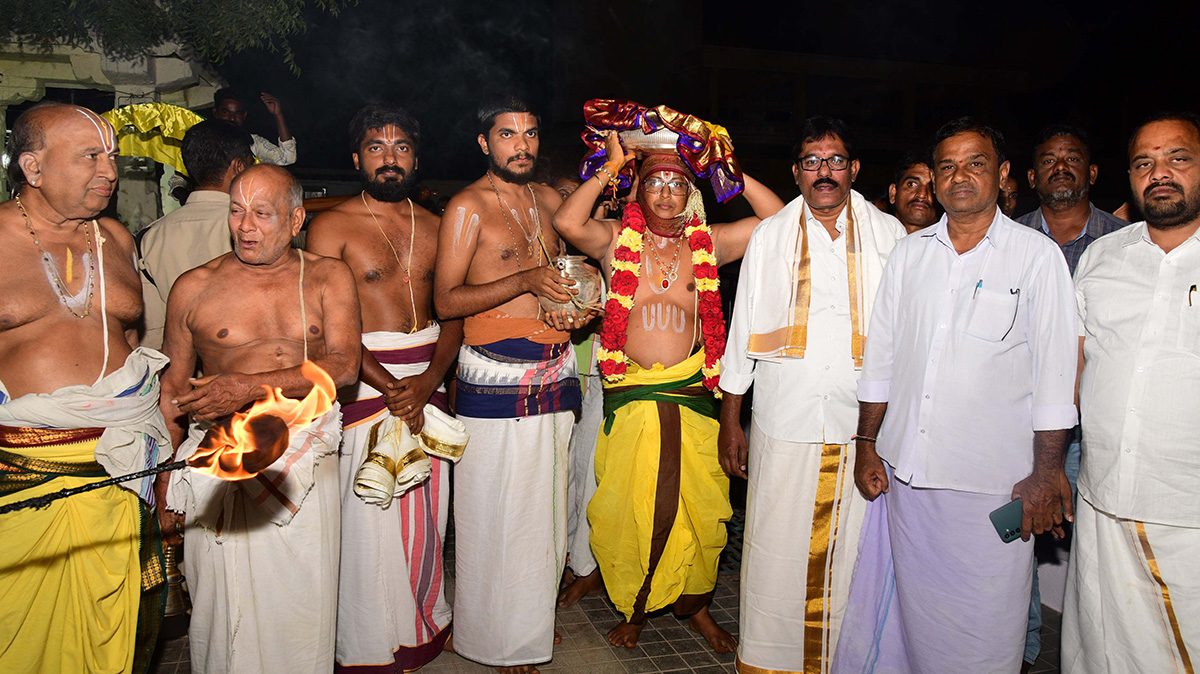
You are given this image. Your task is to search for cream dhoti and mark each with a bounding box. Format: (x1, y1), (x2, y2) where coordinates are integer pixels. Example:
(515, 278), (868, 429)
(168, 406), (342, 674)
(336, 327), (452, 672)
(453, 336), (580, 667)
(739, 423), (865, 674)
(0, 348), (171, 674)
(1061, 496), (1199, 674)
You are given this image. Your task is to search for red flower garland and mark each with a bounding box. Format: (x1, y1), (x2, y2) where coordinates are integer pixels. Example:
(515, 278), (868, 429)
(598, 202), (726, 393)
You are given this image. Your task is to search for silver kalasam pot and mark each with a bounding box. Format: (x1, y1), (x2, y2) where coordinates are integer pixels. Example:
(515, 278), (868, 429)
(539, 255), (603, 313)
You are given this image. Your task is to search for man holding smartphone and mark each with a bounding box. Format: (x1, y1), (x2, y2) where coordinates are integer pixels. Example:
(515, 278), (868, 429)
(832, 118), (1079, 673)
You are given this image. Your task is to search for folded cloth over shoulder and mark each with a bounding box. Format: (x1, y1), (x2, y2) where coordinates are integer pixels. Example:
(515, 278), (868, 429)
(353, 405), (470, 509)
(744, 190), (902, 363)
(0, 347), (171, 502)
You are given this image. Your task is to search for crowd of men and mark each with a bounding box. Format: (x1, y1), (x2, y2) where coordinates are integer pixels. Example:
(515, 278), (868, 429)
(0, 92), (1196, 674)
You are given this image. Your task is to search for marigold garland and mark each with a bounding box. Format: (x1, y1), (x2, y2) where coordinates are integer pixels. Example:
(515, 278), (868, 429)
(598, 202), (726, 395)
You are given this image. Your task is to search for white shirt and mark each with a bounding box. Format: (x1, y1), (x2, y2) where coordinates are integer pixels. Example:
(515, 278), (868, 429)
(721, 208), (862, 444)
(251, 134), (297, 166)
(1075, 222), (1200, 527)
(858, 211), (1078, 494)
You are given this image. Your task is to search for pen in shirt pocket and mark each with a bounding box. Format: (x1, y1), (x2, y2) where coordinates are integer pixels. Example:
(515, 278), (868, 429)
(1190, 284), (1197, 307)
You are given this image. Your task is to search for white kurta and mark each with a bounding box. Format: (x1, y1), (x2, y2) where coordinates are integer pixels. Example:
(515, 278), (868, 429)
(453, 411), (572, 667)
(721, 193), (902, 674)
(336, 328), (452, 669)
(169, 408), (342, 674)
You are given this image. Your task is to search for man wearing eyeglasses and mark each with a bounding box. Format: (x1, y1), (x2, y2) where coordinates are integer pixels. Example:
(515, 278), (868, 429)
(834, 118), (1077, 673)
(718, 115), (905, 674)
(552, 129), (783, 654)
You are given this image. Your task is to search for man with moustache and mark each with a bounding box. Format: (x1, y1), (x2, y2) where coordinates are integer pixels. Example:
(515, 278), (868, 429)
(433, 96), (581, 674)
(212, 87), (297, 166)
(1062, 112), (1200, 674)
(0, 103), (171, 674)
(718, 115), (904, 673)
(306, 102), (459, 672)
(161, 164), (361, 674)
(833, 118), (1078, 673)
(888, 151), (939, 234)
(1014, 123), (1126, 671)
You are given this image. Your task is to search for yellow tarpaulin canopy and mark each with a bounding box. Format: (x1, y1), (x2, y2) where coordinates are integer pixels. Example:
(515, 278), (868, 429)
(101, 103), (205, 177)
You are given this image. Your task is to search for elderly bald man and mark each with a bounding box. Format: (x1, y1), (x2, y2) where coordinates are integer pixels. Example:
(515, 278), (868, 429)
(0, 102), (173, 674)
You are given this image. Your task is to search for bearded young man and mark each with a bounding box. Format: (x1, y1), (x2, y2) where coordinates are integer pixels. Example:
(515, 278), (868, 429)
(307, 102), (460, 672)
(552, 123), (783, 653)
(433, 96), (583, 674)
(1063, 112), (1200, 674)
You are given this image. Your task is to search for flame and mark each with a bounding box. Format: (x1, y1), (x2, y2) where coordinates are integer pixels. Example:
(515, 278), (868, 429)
(187, 361), (336, 481)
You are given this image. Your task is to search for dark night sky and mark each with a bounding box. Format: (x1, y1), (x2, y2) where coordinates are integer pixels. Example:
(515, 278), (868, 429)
(216, 0), (1200, 216)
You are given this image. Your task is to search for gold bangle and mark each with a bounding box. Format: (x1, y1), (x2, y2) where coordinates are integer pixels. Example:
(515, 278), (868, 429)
(595, 166), (613, 184)
(851, 434), (877, 443)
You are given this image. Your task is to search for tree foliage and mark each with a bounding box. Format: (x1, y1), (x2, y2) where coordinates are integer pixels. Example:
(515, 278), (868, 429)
(0, 0), (352, 72)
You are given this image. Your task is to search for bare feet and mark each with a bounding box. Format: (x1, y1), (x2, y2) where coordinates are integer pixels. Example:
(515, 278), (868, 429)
(494, 667), (539, 674)
(607, 619), (646, 648)
(688, 606), (737, 653)
(557, 568), (603, 607)
(554, 629), (562, 645)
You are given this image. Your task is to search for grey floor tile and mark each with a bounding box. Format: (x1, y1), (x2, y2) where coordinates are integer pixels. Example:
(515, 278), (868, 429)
(649, 653), (689, 671)
(622, 658), (660, 674)
(639, 640), (676, 657)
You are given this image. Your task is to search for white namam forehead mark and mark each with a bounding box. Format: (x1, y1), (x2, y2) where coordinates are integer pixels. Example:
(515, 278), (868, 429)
(370, 125), (407, 147)
(510, 114), (528, 135)
(452, 206), (481, 255)
(74, 108), (117, 154)
(235, 176), (271, 209)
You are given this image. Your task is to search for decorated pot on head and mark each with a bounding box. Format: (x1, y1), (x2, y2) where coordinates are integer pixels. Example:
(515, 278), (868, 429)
(417, 404), (470, 463)
(537, 255), (604, 314)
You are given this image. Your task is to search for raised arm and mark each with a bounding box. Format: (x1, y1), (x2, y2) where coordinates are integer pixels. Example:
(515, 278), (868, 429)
(433, 193), (571, 319)
(712, 173), (785, 265)
(552, 132), (628, 259)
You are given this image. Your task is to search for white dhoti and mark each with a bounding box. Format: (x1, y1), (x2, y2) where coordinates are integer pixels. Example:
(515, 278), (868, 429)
(454, 412), (572, 666)
(168, 407), (342, 674)
(452, 337), (578, 667)
(832, 465), (1033, 674)
(336, 328), (452, 671)
(1062, 495), (1199, 674)
(739, 421), (865, 674)
(566, 366), (602, 578)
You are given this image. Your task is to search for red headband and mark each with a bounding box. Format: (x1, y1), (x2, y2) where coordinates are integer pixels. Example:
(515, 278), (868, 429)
(638, 153), (693, 180)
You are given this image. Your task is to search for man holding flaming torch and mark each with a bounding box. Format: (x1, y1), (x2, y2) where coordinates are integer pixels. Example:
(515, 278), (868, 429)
(158, 164), (362, 674)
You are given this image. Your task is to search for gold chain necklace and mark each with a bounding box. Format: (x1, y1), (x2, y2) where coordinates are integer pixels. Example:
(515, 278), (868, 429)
(486, 172), (544, 270)
(361, 192), (419, 333)
(645, 230), (684, 291)
(16, 194), (95, 319)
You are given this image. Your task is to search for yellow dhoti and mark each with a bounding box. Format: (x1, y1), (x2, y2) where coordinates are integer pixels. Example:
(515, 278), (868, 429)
(0, 427), (164, 674)
(589, 350), (731, 620)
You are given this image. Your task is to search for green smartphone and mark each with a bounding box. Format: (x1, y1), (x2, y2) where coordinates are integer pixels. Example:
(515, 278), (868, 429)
(989, 498), (1024, 544)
